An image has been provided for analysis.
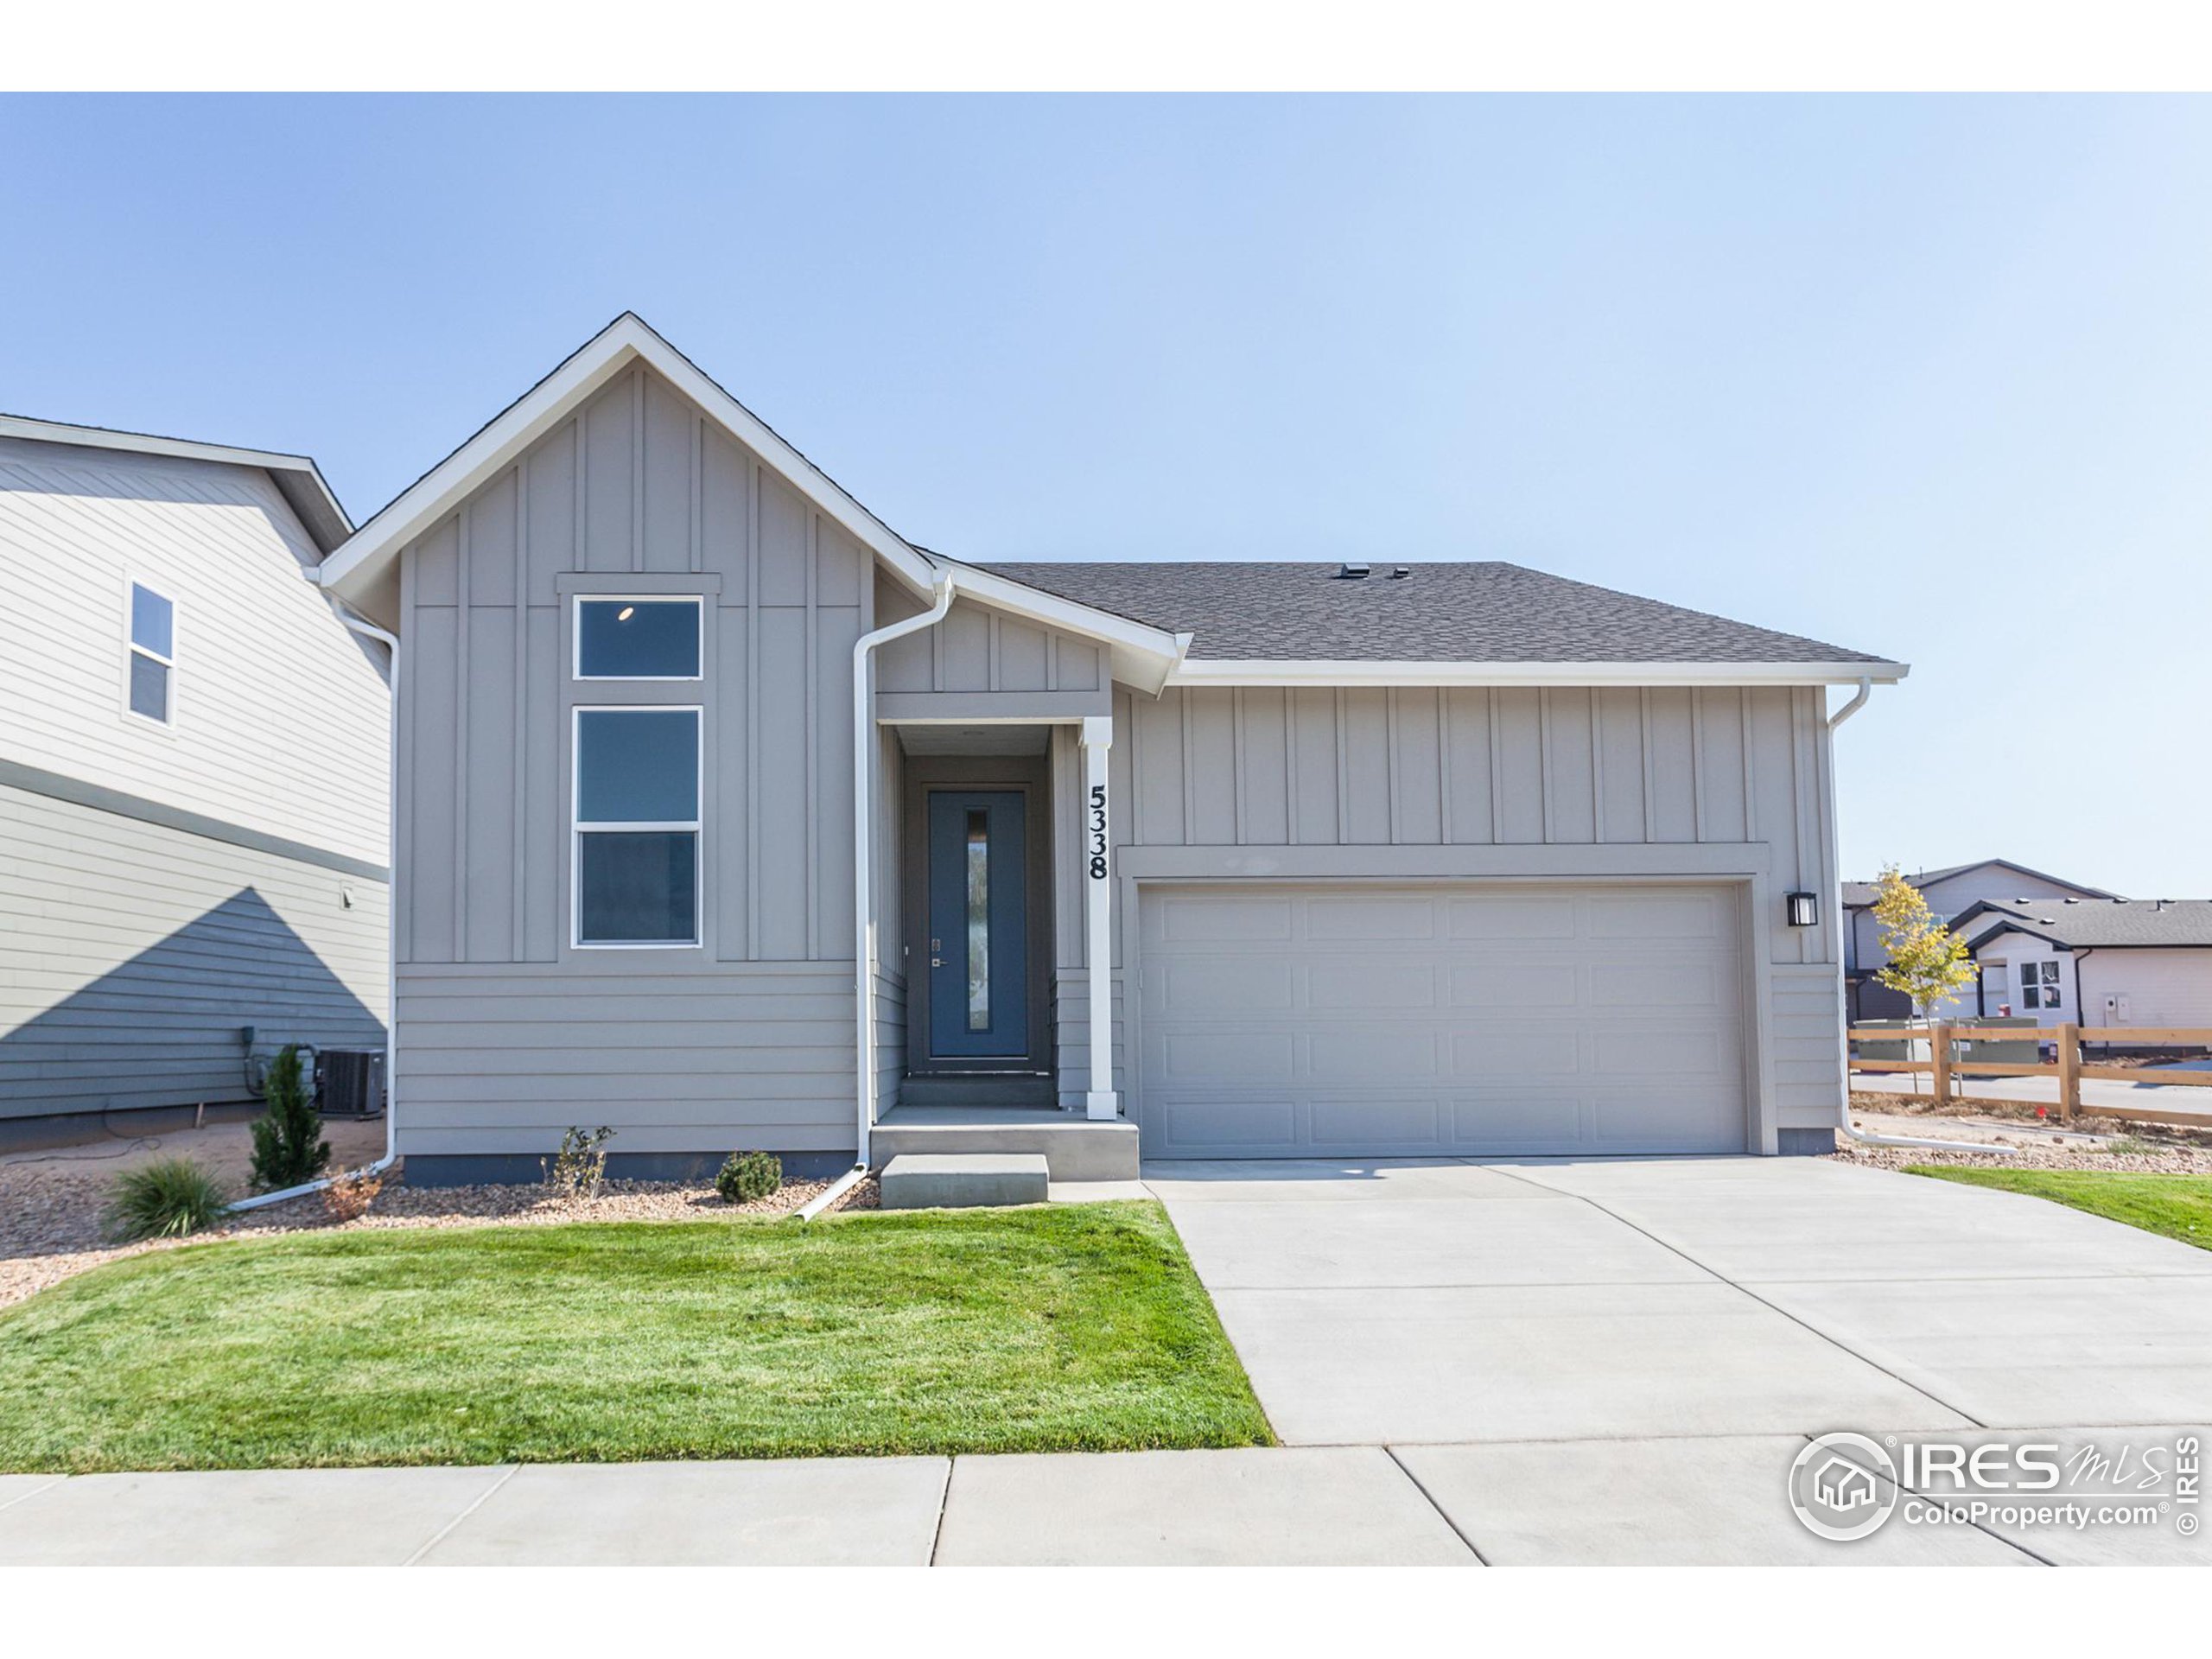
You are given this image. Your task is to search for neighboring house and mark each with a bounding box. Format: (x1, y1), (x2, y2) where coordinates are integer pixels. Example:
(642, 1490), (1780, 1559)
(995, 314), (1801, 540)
(1841, 859), (2114, 1021)
(317, 313), (1904, 1180)
(1952, 898), (2212, 1034)
(0, 416), (391, 1148)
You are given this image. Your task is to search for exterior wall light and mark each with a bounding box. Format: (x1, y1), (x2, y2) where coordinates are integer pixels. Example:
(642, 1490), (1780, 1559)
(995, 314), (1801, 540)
(1785, 891), (1819, 928)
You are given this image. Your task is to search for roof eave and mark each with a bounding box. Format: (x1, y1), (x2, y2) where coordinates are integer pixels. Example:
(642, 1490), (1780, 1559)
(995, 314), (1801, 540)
(926, 556), (1188, 694)
(1164, 658), (1910, 688)
(0, 411), (353, 555)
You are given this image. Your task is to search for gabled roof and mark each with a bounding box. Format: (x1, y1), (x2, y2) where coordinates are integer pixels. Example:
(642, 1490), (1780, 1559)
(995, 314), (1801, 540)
(0, 412), (353, 554)
(988, 560), (1904, 686)
(1840, 859), (2118, 910)
(1961, 898), (2212, 951)
(318, 312), (949, 626)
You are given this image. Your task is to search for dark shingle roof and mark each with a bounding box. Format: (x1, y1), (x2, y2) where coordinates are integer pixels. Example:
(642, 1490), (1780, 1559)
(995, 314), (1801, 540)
(1840, 860), (2118, 911)
(1963, 899), (2212, 950)
(973, 560), (1891, 664)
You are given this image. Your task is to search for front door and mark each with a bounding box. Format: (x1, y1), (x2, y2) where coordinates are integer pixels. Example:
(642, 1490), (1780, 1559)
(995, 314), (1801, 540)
(925, 790), (1030, 1061)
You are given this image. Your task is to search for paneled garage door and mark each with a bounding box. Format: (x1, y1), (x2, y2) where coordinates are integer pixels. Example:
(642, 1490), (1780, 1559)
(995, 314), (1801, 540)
(1136, 882), (1748, 1158)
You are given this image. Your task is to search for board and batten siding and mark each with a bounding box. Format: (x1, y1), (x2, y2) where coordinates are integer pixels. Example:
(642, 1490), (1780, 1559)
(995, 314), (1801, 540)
(394, 365), (876, 1158)
(1046, 683), (1845, 1132)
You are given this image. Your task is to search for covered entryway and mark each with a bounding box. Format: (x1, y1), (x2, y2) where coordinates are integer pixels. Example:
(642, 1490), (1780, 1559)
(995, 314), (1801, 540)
(1135, 881), (1750, 1158)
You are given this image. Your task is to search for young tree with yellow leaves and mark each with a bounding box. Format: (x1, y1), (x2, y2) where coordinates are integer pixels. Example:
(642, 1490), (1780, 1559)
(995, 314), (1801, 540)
(1871, 866), (1975, 1023)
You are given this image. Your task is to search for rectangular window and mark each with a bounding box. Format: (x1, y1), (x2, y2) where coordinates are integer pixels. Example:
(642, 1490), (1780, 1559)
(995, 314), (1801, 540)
(573, 707), (701, 946)
(127, 582), (175, 723)
(575, 597), (702, 679)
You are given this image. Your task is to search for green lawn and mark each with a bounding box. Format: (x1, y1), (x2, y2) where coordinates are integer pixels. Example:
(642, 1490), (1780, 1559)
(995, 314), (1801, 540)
(1908, 1166), (2212, 1250)
(0, 1202), (1273, 1473)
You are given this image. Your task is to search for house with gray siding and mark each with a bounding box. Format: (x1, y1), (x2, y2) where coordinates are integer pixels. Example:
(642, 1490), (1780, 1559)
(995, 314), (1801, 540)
(0, 416), (390, 1148)
(317, 314), (1906, 1184)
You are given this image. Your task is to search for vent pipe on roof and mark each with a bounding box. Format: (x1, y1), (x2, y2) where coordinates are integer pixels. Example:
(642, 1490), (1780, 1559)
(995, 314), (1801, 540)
(1337, 563), (1370, 580)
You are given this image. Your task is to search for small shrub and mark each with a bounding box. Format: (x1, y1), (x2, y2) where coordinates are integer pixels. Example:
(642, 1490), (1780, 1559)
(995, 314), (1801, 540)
(321, 1162), (385, 1223)
(715, 1150), (782, 1205)
(543, 1126), (615, 1200)
(105, 1158), (231, 1243)
(250, 1045), (330, 1192)
(2107, 1135), (2164, 1158)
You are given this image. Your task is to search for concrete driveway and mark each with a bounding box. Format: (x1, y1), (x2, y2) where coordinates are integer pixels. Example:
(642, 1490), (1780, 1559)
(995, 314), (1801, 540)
(1145, 1154), (2212, 1565)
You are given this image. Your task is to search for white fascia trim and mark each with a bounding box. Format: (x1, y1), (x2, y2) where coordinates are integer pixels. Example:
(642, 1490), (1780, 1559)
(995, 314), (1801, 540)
(1166, 658), (1911, 689)
(925, 558), (1185, 686)
(318, 313), (939, 606)
(0, 413), (352, 548)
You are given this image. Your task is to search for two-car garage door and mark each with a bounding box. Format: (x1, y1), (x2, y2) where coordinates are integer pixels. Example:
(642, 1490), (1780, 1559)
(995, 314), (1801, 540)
(1136, 882), (1748, 1159)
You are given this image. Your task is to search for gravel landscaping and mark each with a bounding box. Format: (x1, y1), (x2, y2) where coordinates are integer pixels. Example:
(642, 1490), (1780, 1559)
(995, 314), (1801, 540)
(1831, 1090), (2212, 1175)
(0, 1119), (874, 1311)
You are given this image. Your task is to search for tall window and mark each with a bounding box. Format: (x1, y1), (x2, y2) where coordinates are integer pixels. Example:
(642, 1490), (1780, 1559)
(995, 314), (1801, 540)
(575, 597), (702, 679)
(127, 582), (175, 723)
(573, 707), (701, 946)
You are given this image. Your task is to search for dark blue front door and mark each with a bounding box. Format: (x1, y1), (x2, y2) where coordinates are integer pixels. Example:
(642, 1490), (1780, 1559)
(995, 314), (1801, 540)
(925, 790), (1029, 1059)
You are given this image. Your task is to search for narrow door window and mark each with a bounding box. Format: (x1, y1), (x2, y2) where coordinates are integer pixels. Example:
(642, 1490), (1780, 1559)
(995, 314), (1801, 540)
(127, 582), (175, 723)
(964, 809), (990, 1029)
(573, 707), (701, 946)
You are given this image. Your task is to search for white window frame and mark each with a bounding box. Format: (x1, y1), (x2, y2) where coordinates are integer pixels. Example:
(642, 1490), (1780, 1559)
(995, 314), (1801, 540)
(122, 576), (178, 731)
(570, 703), (704, 950)
(570, 594), (705, 682)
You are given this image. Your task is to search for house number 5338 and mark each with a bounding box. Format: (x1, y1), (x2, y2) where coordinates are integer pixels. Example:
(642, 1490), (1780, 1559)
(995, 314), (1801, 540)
(1088, 784), (1108, 880)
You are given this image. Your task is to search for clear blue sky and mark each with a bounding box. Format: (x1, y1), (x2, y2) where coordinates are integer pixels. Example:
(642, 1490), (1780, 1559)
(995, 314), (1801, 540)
(5, 94), (2207, 894)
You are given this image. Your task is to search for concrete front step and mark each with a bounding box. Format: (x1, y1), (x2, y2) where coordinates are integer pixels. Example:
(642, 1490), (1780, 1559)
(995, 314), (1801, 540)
(880, 1154), (1050, 1210)
(873, 1108), (1140, 1182)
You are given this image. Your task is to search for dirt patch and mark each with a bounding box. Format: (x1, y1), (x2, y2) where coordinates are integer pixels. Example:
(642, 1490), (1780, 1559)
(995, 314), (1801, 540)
(1833, 1090), (2212, 1175)
(0, 1117), (874, 1312)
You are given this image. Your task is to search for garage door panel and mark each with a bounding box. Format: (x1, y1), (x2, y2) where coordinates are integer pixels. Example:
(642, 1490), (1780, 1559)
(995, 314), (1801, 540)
(1589, 961), (1728, 1009)
(1311, 1096), (1441, 1147)
(1449, 1093), (1591, 1148)
(1308, 961), (1438, 1010)
(1155, 1095), (1298, 1151)
(1156, 1029), (1297, 1082)
(1154, 957), (1295, 1014)
(1139, 882), (1747, 1159)
(1592, 1027), (1735, 1076)
(1153, 893), (1294, 944)
(1305, 893), (1440, 942)
(1448, 1027), (1585, 1076)
(1309, 1028), (1440, 1081)
(1448, 963), (1580, 1009)
(1445, 895), (1577, 940)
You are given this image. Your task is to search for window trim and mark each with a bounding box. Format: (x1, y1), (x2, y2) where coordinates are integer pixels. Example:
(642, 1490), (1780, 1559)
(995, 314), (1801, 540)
(569, 703), (704, 950)
(570, 594), (706, 683)
(122, 576), (178, 731)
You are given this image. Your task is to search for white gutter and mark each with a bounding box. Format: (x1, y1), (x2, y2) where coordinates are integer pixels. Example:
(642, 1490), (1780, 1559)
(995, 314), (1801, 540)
(228, 594), (403, 1212)
(1825, 677), (1999, 1157)
(849, 576), (957, 1178)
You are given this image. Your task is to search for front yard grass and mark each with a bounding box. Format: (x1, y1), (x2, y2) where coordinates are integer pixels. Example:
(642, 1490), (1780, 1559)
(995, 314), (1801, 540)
(1907, 1166), (2212, 1250)
(0, 1201), (1273, 1473)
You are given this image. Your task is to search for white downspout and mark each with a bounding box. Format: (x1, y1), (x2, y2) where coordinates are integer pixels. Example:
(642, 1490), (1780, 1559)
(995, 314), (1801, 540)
(229, 595), (403, 1212)
(1827, 677), (1999, 1156)
(843, 575), (956, 1189)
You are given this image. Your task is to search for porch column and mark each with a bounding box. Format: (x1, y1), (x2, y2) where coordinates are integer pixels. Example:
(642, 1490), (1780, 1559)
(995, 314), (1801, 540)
(1079, 715), (1118, 1120)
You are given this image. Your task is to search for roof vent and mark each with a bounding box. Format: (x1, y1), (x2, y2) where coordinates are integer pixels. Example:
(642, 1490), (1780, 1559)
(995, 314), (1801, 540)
(1337, 563), (1370, 580)
(1390, 565), (1411, 580)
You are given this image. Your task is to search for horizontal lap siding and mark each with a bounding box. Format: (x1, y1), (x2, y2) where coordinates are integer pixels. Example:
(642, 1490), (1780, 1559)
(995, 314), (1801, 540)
(0, 785), (387, 1119)
(395, 365), (871, 1158)
(0, 438), (391, 868)
(397, 965), (856, 1154)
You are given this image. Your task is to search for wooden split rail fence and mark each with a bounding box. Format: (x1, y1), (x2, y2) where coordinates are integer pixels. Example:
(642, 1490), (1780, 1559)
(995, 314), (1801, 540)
(1847, 1023), (2212, 1128)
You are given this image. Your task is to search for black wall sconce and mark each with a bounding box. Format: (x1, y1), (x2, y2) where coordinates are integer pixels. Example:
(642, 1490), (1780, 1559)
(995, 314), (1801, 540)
(1785, 891), (1819, 928)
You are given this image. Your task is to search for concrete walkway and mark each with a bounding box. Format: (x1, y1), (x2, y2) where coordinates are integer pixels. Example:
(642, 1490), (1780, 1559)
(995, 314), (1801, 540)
(3, 1156), (2209, 1565)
